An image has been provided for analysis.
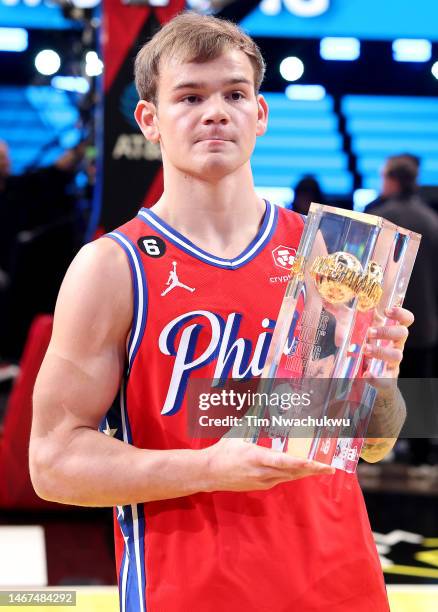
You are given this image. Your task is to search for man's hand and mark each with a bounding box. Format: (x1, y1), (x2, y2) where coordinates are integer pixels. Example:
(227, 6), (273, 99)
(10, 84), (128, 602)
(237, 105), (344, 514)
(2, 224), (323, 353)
(360, 306), (414, 462)
(202, 438), (335, 492)
(363, 305), (414, 384)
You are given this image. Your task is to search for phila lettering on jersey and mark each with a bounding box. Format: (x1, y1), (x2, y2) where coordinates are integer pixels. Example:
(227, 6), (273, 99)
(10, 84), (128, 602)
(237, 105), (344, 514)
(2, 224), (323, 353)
(105, 201), (303, 422)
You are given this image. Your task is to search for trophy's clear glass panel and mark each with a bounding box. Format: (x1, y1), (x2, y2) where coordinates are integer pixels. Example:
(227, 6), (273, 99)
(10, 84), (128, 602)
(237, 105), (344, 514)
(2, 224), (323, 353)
(252, 203), (421, 473)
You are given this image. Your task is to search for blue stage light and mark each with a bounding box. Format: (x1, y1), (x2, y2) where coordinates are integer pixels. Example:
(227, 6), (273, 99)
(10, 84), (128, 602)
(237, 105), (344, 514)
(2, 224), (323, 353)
(255, 186), (294, 208)
(285, 85), (326, 100)
(51, 76), (90, 94)
(259, 0), (281, 15)
(0, 27), (28, 52)
(320, 37), (360, 61)
(70, 0), (101, 6)
(392, 39), (432, 62)
(353, 189), (378, 212)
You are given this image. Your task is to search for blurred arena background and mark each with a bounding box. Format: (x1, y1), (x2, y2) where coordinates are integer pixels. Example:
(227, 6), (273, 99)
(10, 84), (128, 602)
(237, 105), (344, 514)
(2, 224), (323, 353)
(0, 1), (437, 610)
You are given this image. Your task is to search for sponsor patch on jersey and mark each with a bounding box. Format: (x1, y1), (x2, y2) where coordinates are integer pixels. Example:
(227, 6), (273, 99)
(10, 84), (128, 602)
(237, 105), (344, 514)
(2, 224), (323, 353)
(272, 245), (296, 270)
(137, 235), (166, 258)
(269, 274), (290, 284)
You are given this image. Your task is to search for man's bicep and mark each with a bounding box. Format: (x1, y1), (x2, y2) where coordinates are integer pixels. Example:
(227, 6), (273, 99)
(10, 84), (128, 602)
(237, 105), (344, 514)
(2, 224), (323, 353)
(33, 349), (122, 440)
(32, 240), (132, 439)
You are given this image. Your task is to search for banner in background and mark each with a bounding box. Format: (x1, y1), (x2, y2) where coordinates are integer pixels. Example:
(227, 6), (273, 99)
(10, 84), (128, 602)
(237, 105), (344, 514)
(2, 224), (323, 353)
(100, 0), (185, 231)
(243, 0), (438, 41)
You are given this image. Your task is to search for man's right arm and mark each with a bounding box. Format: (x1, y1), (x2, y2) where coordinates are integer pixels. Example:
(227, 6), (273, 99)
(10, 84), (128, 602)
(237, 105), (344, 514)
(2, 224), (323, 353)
(30, 238), (334, 508)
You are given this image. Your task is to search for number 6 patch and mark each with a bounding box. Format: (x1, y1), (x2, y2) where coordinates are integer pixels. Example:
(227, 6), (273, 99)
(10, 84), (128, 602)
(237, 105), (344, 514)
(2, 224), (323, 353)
(137, 236), (166, 258)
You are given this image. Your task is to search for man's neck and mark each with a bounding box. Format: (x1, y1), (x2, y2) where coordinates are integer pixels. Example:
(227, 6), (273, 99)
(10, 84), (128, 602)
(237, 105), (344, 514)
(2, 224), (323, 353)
(150, 164), (266, 259)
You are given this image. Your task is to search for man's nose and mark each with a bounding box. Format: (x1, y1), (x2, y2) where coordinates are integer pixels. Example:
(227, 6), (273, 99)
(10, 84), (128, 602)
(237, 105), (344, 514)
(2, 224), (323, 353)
(202, 96), (230, 124)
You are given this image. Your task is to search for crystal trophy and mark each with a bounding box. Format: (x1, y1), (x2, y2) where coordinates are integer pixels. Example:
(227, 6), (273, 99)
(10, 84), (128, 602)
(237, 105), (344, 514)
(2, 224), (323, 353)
(245, 203), (421, 473)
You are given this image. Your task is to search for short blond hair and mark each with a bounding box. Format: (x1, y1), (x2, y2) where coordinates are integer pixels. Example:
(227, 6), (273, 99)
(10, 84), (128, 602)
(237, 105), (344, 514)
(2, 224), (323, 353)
(134, 11), (266, 104)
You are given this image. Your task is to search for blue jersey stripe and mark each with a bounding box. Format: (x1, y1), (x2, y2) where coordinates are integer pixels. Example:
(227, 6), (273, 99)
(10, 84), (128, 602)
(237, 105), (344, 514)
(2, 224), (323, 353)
(137, 200), (278, 269)
(117, 489), (147, 610)
(119, 546), (128, 612)
(119, 380), (133, 445)
(131, 504), (147, 612)
(106, 231), (148, 373)
(116, 384), (147, 611)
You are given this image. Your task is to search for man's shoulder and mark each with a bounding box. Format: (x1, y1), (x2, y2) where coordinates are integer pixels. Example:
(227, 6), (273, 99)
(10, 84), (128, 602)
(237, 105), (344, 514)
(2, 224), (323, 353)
(365, 197), (385, 214)
(80, 235), (129, 266)
(399, 196), (438, 223)
(65, 238), (131, 297)
(414, 197), (438, 222)
(369, 196), (438, 236)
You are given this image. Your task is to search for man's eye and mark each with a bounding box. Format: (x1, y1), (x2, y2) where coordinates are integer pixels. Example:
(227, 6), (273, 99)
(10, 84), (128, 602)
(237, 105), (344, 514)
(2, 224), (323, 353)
(184, 95), (200, 104)
(230, 92), (244, 101)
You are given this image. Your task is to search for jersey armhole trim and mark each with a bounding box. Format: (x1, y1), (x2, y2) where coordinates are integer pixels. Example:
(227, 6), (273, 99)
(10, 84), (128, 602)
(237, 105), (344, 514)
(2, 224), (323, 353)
(106, 231), (148, 374)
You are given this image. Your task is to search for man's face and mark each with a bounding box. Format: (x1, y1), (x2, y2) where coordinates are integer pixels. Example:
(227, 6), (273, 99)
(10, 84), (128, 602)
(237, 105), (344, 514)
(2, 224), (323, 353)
(136, 49), (268, 182)
(381, 164), (399, 197)
(0, 142), (11, 179)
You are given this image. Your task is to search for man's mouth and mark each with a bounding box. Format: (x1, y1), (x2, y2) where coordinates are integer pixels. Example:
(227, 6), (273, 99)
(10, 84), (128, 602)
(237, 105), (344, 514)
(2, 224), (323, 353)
(196, 137), (233, 143)
(196, 133), (234, 140)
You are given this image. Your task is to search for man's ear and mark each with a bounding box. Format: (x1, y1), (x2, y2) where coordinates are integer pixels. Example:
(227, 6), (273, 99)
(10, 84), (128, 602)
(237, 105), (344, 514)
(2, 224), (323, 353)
(255, 94), (268, 137)
(134, 100), (160, 144)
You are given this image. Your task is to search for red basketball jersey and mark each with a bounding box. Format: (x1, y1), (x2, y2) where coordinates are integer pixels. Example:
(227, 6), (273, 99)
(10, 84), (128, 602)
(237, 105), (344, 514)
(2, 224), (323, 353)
(103, 201), (388, 612)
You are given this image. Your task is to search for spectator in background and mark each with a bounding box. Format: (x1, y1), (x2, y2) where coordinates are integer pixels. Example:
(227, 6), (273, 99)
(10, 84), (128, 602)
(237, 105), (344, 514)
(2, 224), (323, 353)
(366, 153), (420, 213)
(288, 175), (324, 215)
(366, 153), (438, 467)
(0, 139), (84, 361)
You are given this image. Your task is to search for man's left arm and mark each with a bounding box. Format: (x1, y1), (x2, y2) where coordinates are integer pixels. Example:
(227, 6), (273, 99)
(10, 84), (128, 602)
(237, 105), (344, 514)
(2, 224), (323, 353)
(360, 306), (414, 463)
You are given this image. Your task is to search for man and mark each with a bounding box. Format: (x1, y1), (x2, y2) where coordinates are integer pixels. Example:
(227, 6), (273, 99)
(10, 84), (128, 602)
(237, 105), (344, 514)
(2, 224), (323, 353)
(288, 175), (325, 215)
(367, 154), (438, 468)
(366, 154), (438, 379)
(365, 153), (420, 214)
(30, 13), (413, 611)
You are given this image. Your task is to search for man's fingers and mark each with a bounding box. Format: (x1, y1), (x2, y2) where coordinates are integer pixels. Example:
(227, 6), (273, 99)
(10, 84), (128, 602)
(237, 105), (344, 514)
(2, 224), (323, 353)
(266, 463), (335, 484)
(261, 450), (335, 475)
(368, 325), (408, 344)
(261, 466), (333, 488)
(291, 460), (335, 476)
(364, 343), (403, 365)
(260, 449), (306, 470)
(385, 306), (414, 327)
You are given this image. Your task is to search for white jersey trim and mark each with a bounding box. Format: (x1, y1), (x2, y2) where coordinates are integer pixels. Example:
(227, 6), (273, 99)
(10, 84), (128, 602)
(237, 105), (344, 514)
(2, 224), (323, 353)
(107, 231), (147, 373)
(137, 201), (277, 268)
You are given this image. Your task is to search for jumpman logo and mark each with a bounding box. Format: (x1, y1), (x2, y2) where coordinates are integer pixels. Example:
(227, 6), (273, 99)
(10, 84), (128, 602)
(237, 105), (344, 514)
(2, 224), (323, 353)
(161, 261), (196, 297)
